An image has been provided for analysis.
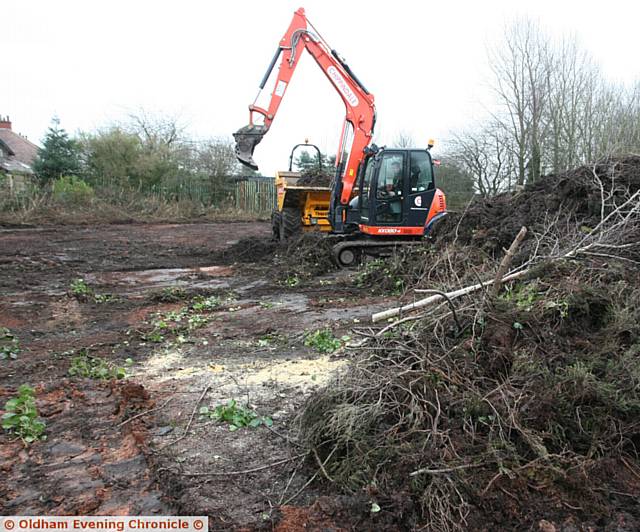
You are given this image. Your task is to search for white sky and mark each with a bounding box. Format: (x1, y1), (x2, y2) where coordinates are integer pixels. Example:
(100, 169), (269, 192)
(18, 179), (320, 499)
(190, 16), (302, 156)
(2, 0), (640, 176)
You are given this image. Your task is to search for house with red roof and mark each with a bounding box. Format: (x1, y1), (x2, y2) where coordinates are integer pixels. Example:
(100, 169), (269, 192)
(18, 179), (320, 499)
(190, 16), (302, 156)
(0, 116), (39, 190)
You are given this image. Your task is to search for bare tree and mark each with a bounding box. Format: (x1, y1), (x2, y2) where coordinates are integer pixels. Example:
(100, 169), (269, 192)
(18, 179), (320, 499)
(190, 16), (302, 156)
(125, 109), (187, 150)
(195, 138), (241, 184)
(489, 19), (552, 185)
(392, 130), (416, 148)
(448, 121), (515, 196)
(544, 36), (600, 173)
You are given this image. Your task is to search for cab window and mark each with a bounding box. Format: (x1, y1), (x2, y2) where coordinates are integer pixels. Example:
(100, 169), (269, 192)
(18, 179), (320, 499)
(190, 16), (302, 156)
(360, 157), (375, 219)
(377, 154), (404, 198)
(409, 151), (433, 192)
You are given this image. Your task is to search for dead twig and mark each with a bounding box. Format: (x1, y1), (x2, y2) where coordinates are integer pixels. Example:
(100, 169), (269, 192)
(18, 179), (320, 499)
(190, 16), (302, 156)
(179, 452), (309, 477)
(158, 384), (210, 450)
(282, 445), (338, 506)
(313, 447), (334, 482)
(118, 397), (173, 427)
(410, 462), (481, 477)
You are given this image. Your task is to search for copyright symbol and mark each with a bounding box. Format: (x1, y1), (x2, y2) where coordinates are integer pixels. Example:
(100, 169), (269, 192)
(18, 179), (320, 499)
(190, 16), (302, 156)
(193, 520), (203, 530)
(4, 520), (14, 530)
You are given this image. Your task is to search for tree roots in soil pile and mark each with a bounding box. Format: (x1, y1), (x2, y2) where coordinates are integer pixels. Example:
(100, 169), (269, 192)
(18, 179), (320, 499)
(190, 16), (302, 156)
(297, 156), (640, 530)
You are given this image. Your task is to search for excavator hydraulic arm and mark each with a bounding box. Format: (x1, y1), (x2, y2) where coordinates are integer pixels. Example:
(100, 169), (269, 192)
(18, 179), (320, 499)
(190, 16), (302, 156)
(233, 7), (376, 207)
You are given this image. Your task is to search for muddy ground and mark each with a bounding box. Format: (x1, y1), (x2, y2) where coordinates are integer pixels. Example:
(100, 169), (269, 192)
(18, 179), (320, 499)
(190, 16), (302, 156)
(0, 222), (393, 530)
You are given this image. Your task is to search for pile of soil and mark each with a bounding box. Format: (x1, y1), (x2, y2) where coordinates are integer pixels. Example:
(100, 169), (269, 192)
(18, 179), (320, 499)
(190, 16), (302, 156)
(220, 236), (279, 264)
(218, 232), (338, 280)
(297, 156), (640, 530)
(274, 232), (337, 279)
(297, 168), (333, 187)
(435, 155), (640, 258)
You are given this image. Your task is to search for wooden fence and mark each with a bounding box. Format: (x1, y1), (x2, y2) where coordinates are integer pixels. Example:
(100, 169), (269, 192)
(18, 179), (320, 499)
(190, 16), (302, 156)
(234, 179), (277, 214)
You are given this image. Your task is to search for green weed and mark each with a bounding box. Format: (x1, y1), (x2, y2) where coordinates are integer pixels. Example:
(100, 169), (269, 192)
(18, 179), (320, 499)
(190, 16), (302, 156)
(69, 278), (114, 303)
(1, 328), (20, 360)
(68, 350), (131, 380)
(191, 295), (223, 311)
(356, 259), (405, 294)
(501, 282), (540, 312)
(156, 287), (189, 302)
(200, 399), (273, 431)
(70, 278), (91, 297)
(304, 329), (347, 353)
(93, 293), (115, 304)
(2, 385), (46, 444)
(283, 276), (300, 287)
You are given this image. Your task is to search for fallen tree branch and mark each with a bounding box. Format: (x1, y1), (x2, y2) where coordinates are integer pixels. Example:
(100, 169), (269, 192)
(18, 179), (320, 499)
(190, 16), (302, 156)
(413, 289), (463, 332)
(281, 445), (338, 506)
(491, 226), (527, 297)
(372, 269), (529, 323)
(313, 447), (334, 482)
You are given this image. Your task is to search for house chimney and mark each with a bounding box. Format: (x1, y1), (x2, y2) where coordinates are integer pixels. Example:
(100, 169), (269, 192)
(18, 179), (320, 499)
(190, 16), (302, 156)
(0, 116), (11, 130)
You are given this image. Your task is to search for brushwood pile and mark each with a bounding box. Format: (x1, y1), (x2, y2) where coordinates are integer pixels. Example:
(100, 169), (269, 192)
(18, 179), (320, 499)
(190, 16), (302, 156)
(297, 156), (640, 530)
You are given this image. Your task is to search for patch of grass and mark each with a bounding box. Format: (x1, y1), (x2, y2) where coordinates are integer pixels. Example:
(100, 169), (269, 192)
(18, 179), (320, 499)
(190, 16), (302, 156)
(304, 328), (347, 354)
(1, 328), (20, 360)
(2, 385), (46, 444)
(68, 350), (131, 380)
(200, 399), (273, 431)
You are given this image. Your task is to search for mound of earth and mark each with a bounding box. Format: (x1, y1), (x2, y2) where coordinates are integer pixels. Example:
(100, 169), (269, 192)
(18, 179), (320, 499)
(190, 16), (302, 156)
(435, 155), (640, 258)
(218, 232), (338, 279)
(296, 155), (640, 530)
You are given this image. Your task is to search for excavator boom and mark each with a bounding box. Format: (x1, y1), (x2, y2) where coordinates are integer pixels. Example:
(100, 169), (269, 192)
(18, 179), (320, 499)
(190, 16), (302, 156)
(233, 7), (375, 208)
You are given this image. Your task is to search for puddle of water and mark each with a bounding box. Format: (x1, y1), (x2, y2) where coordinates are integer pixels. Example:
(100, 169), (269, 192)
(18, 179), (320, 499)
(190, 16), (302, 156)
(88, 265), (234, 291)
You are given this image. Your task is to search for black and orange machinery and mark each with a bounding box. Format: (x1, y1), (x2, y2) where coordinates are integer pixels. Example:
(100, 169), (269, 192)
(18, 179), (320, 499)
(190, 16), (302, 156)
(234, 7), (447, 266)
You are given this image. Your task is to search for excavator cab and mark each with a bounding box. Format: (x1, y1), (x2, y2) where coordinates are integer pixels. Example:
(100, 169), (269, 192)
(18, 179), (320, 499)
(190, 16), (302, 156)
(354, 148), (445, 236)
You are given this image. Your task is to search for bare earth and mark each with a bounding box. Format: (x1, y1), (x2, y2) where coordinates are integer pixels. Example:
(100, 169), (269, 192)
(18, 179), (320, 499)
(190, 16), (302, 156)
(0, 222), (390, 530)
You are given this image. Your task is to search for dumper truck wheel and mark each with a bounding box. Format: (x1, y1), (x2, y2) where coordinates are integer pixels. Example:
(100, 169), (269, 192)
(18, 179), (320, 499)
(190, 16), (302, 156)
(281, 207), (302, 239)
(271, 210), (282, 241)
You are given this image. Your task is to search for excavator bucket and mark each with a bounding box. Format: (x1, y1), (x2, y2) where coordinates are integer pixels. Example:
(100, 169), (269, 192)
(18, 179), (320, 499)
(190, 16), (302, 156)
(233, 124), (268, 170)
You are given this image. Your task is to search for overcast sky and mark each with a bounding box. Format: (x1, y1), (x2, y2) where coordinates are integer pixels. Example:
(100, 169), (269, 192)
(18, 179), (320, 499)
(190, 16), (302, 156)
(3, 0), (639, 176)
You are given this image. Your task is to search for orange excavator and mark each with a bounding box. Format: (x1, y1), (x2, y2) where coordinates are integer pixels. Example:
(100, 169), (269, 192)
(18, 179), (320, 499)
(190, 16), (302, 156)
(234, 7), (446, 265)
